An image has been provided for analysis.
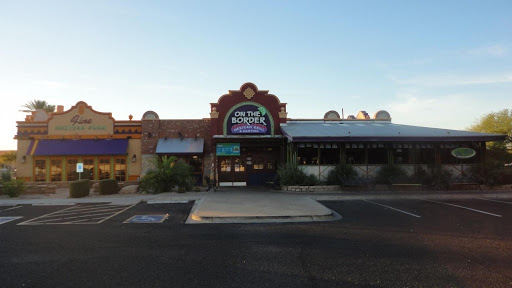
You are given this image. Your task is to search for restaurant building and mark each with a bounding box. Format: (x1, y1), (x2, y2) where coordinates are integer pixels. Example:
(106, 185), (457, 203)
(15, 101), (142, 183)
(15, 83), (507, 186)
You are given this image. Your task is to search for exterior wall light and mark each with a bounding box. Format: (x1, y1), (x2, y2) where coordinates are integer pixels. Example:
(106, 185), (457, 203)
(132, 154), (137, 163)
(21, 155), (26, 164)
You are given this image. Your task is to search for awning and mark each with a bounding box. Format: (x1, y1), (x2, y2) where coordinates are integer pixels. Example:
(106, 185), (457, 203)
(280, 122), (507, 142)
(27, 139), (129, 156)
(156, 138), (204, 154)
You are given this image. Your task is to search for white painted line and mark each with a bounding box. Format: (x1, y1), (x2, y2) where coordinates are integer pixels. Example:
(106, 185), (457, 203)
(98, 204), (136, 223)
(46, 206), (130, 217)
(362, 200), (421, 218)
(18, 205), (78, 225)
(0, 216), (23, 225)
(34, 211), (131, 223)
(423, 200), (502, 217)
(477, 198), (512, 205)
(32, 203), (76, 206)
(1, 206), (22, 212)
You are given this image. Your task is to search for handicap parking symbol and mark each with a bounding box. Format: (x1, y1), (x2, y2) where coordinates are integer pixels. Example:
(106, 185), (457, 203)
(124, 215), (168, 223)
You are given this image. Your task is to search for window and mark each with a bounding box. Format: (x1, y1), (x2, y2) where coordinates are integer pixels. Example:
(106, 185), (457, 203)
(34, 159), (46, 182)
(83, 158), (95, 180)
(50, 159), (63, 182)
(345, 143), (365, 164)
(393, 143), (414, 164)
(367, 143), (388, 165)
(220, 159), (231, 172)
(114, 158), (126, 181)
(234, 158), (245, 172)
(253, 158), (264, 170)
(415, 144), (435, 164)
(297, 143), (318, 165)
(99, 158), (111, 180)
(67, 158), (79, 181)
(320, 144), (340, 164)
(190, 156), (203, 173)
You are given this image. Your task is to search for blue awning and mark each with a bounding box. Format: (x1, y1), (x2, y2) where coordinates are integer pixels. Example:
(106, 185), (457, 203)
(156, 138), (204, 154)
(27, 139), (129, 156)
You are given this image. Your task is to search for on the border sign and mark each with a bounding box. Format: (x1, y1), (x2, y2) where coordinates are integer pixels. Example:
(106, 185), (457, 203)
(227, 105), (271, 135)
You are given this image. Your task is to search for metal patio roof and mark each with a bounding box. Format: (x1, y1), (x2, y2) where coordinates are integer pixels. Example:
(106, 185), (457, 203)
(280, 121), (507, 142)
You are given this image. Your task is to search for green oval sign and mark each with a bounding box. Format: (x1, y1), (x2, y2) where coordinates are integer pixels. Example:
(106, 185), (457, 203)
(451, 147), (476, 159)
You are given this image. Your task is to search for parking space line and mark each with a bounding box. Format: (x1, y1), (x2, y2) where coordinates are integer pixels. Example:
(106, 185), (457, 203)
(423, 200), (502, 217)
(98, 204), (136, 223)
(0, 206), (21, 213)
(46, 206), (129, 217)
(362, 200), (421, 218)
(17, 205), (77, 225)
(477, 198), (512, 205)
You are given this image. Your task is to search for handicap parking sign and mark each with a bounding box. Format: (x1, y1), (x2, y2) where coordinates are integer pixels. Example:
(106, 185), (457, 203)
(124, 215), (168, 223)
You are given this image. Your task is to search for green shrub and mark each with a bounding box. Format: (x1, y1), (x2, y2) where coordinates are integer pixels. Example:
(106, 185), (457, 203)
(427, 165), (453, 190)
(139, 156), (194, 194)
(70, 179), (90, 198)
(326, 163), (357, 185)
(99, 179), (119, 195)
(193, 186), (201, 192)
(2, 179), (25, 198)
(278, 163), (307, 186)
(1, 169), (12, 182)
(302, 174), (319, 186)
(375, 165), (408, 184)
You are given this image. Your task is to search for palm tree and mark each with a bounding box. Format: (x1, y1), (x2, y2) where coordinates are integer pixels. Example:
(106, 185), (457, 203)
(22, 100), (56, 113)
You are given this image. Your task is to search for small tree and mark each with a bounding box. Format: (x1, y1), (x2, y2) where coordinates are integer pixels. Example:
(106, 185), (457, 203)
(326, 163), (357, 186)
(22, 99), (56, 113)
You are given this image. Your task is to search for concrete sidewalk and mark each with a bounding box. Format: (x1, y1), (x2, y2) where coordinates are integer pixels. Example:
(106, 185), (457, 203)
(2, 187), (512, 224)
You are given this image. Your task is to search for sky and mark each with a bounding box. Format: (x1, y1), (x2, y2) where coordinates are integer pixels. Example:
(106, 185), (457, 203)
(1, 0), (511, 150)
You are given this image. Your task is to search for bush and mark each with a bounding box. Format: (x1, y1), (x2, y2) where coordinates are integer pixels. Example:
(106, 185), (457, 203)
(375, 165), (408, 184)
(427, 165), (452, 190)
(139, 156), (194, 194)
(2, 179), (25, 198)
(1, 169), (12, 182)
(302, 174), (319, 186)
(99, 179), (119, 195)
(278, 163), (307, 186)
(277, 163), (319, 186)
(326, 163), (357, 185)
(70, 179), (90, 198)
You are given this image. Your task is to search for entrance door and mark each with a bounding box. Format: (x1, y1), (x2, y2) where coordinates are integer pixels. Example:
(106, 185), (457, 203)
(218, 157), (246, 186)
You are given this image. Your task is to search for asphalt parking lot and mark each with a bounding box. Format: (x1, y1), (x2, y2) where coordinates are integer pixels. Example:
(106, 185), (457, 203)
(1, 198), (512, 287)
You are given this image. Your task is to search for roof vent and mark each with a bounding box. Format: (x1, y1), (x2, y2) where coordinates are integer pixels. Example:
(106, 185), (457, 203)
(356, 111), (370, 119)
(323, 110), (340, 119)
(374, 110), (391, 120)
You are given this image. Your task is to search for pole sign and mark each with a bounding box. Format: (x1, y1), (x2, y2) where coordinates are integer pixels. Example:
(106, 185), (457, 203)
(451, 148), (476, 159)
(76, 163), (84, 173)
(227, 105), (271, 135)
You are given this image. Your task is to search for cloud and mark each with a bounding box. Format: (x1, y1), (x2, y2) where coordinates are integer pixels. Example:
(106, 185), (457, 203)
(384, 90), (486, 130)
(32, 80), (66, 89)
(467, 43), (508, 58)
(389, 73), (512, 86)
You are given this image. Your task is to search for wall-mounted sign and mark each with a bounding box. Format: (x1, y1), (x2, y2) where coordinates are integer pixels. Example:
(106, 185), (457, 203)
(216, 143), (240, 156)
(451, 147), (476, 159)
(226, 105), (271, 135)
(48, 102), (114, 136)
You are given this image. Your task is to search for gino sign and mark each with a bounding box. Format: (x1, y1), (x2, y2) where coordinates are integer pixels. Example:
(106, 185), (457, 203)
(227, 104), (270, 135)
(451, 147), (476, 159)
